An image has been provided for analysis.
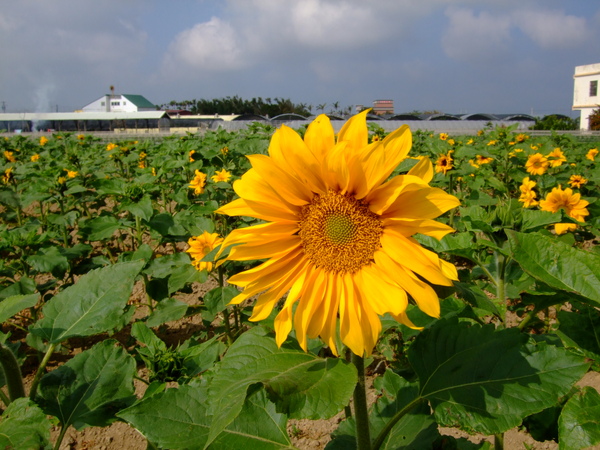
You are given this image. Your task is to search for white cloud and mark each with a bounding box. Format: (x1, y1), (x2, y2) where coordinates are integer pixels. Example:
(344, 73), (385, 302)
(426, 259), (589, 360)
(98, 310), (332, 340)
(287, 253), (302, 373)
(162, 17), (245, 72)
(513, 9), (591, 49)
(442, 7), (512, 61)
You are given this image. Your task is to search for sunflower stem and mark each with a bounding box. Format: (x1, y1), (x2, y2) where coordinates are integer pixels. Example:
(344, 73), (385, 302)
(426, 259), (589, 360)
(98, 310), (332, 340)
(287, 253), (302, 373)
(0, 342), (25, 403)
(352, 353), (371, 450)
(494, 432), (504, 450)
(29, 342), (56, 400)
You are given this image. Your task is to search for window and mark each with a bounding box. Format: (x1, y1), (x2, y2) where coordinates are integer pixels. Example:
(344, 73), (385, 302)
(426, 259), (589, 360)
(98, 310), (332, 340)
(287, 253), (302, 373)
(111, 101), (120, 106)
(101, 101), (105, 106)
(590, 80), (598, 97)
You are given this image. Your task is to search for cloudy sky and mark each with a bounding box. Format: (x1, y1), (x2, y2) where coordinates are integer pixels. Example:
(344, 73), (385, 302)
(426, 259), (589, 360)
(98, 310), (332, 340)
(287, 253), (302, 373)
(1, 0), (598, 116)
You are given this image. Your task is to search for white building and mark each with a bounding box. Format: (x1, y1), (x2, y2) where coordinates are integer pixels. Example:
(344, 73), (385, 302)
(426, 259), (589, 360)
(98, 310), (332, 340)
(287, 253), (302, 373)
(573, 63), (600, 130)
(81, 94), (156, 113)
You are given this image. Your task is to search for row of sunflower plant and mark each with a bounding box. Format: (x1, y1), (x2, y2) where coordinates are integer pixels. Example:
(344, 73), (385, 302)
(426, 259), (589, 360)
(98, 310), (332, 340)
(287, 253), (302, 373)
(0, 114), (598, 450)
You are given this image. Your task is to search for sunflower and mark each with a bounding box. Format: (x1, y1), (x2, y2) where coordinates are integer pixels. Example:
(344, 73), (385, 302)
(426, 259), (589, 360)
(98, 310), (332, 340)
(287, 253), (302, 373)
(211, 169), (232, 183)
(568, 174), (588, 189)
(189, 170), (207, 195)
(546, 147), (566, 168)
(539, 185), (589, 234)
(435, 153), (453, 175)
(31, 154), (40, 162)
(525, 153), (549, 176)
(518, 177), (538, 208)
(4, 151), (16, 162)
(216, 112), (459, 356)
(439, 133), (448, 141)
(1, 167), (13, 184)
(39, 136), (48, 146)
(64, 169), (78, 178)
(586, 148), (598, 161)
(187, 231), (223, 272)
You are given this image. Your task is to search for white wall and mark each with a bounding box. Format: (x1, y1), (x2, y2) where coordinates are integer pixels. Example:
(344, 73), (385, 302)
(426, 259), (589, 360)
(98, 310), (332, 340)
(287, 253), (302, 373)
(82, 95), (138, 113)
(573, 63), (600, 130)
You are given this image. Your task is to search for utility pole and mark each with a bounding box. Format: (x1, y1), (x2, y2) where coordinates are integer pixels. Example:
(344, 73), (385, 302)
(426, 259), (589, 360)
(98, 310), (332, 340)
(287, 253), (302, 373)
(1, 101), (5, 113)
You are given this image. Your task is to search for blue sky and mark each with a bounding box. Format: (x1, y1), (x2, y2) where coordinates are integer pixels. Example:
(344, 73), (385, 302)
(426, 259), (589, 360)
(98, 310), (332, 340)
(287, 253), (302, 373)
(1, 0), (599, 116)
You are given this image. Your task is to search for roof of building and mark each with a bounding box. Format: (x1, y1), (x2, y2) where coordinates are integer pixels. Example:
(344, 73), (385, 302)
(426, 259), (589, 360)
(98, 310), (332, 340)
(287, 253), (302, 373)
(122, 94), (156, 109)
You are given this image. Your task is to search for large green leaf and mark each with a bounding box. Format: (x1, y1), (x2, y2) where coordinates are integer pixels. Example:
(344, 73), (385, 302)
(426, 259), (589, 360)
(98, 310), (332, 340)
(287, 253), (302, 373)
(556, 306), (600, 364)
(31, 260), (144, 343)
(327, 370), (439, 450)
(0, 293), (39, 323)
(118, 383), (294, 449)
(506, 231), (600, 305)
(79, 215), (124, 241)
(121, 194), (154, 221)
(145, 298), (189, 327)
(202, 286), (239, 322)
(558, 386), (600, 450)
(409, 319), (589, 434)
(0, 397), (52, 449)
(37, 340), (136, 430)
(205, 326), (357, 448)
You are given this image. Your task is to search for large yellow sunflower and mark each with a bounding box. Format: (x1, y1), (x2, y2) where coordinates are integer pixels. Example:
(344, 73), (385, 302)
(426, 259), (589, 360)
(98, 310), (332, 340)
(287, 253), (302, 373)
(525, 153), (549, 175)
(215, 112), (459, 357)
(539, 185), (589, 234)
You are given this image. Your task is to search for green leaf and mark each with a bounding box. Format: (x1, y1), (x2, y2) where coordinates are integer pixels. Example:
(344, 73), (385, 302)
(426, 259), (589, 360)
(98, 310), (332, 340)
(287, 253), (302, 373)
(121, 194), (153, 221)
(148, 212), (188, 237)
(31, 260), (144, 343)
(143, 252), (191, 278)
(118, 383), (294, 449)
(453, 282), (500, 316)
(0, 397), (52, 450)
(38, 340), (136, 430)
(168, 262), (207, 294)
(146, 298), (188, 327)
(80, 215), (124, 241)
(0, 293), (39, 323)
(558, 386), (600, 450)
(327, 370), (439, 450)
(26, 246), (69, 277)
(506, 231), (600, 305)
(556, 306), (600, 363)
(520, 209), (562, 232)
(409, 319), (589, 435)
(179, 337), (223, 378)
(202, 286), (239, 322)
(205, 326), (357, 448)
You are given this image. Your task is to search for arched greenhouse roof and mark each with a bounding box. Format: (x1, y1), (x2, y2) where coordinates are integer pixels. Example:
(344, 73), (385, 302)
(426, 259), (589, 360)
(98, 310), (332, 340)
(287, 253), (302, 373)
(461, 113), (498, 121)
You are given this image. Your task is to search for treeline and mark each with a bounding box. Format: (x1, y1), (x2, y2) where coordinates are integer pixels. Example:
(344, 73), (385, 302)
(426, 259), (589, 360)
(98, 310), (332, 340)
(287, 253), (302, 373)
(159, 96), (313, 117)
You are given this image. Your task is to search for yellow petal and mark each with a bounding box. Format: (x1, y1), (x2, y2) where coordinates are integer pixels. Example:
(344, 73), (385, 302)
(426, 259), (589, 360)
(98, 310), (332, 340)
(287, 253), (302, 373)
(293, 268), (326, 351)
(383, 218), (455, 240)
(304, 114), (335, 161)
(228, 236), (301, 261)
(247, 154), (312, 205)
(359, 264), (408, 316)
(375, 251), (440, 318)
(382, 186), (461, 220)
(407, 157), (434, 183)
(366, 175), (426, 214)
(337, 109), (369, 154)
(274, 270), (308, 347)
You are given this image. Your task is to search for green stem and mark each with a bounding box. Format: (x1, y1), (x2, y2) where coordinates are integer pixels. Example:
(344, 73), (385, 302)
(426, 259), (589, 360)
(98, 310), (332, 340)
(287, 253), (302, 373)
(352, 353), (371, 450)
(29, 342), (57, 400)
(0, 388), (11, 407)
(53, 425), (69, 450)
(495, 252), (507, 324)
(494, 432), (504, 450)
(371, 397), (425, 450)
(0, 342), (25, 402)
(517, 308), (538, 331)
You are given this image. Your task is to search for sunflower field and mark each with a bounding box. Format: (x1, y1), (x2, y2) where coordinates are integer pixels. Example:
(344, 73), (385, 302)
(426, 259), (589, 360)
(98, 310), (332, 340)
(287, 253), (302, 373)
(0, 115), (599, 450)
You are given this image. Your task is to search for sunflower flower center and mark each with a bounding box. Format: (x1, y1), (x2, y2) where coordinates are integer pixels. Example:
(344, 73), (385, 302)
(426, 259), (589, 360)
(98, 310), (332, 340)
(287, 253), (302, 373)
(299, 190), (383, 273)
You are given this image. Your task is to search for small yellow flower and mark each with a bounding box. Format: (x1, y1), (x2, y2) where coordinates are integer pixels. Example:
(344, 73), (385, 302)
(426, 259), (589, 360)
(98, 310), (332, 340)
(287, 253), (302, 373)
(189, 150), (196, 162)
(439, 133), (448, 141)
(151, 167), (157, 176)
(515, 133), (528, 143)
(64, 169), (78, 178)
(4, 151), (16, 162)
(447, 139), (455, 146)
(189, 170), (207, 195)
(139, 151), (147, 160)
(525, 153), (549, 176)
(77, 134), (85, 140)
(466, 139), (474, 145)
(106, 143), (118, 151)
(476, 155), (493, 165)
(477, 130), (484, 136)
(372, 135), (380, 142)
(469, 159), (479, 169)
(186, 231), (223, 272)
(586, 148), (598, 161)
(1, 167), (13, 184)
(546, 147), (566, 168)
(39, 136), (48, 146)
(518, 177), (538, 208)
(487, 140), (497, 146)
(138, 160), (146, 169)
(435, 153), (453, 175)
(530, 144), (539, 151)
(568, 174), (588, 189)
(211, 169), (232, 183)
(220, 146), (229, 155)
(58, 176), (67, 185)
(539, 185), (589, 234)
(30, 154), (40, 162)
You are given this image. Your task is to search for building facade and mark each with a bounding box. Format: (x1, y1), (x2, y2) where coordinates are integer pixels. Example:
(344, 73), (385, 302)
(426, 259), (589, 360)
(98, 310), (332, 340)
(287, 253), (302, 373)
(573, 63), (600, 130)
(372, 99), (394, 115)
(81, 94), (156, 113)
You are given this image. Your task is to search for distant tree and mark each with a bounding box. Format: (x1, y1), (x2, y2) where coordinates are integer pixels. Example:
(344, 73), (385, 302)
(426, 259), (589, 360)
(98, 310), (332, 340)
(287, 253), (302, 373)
(161, 96), (311, 117)
(530, 115), (578, 131)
